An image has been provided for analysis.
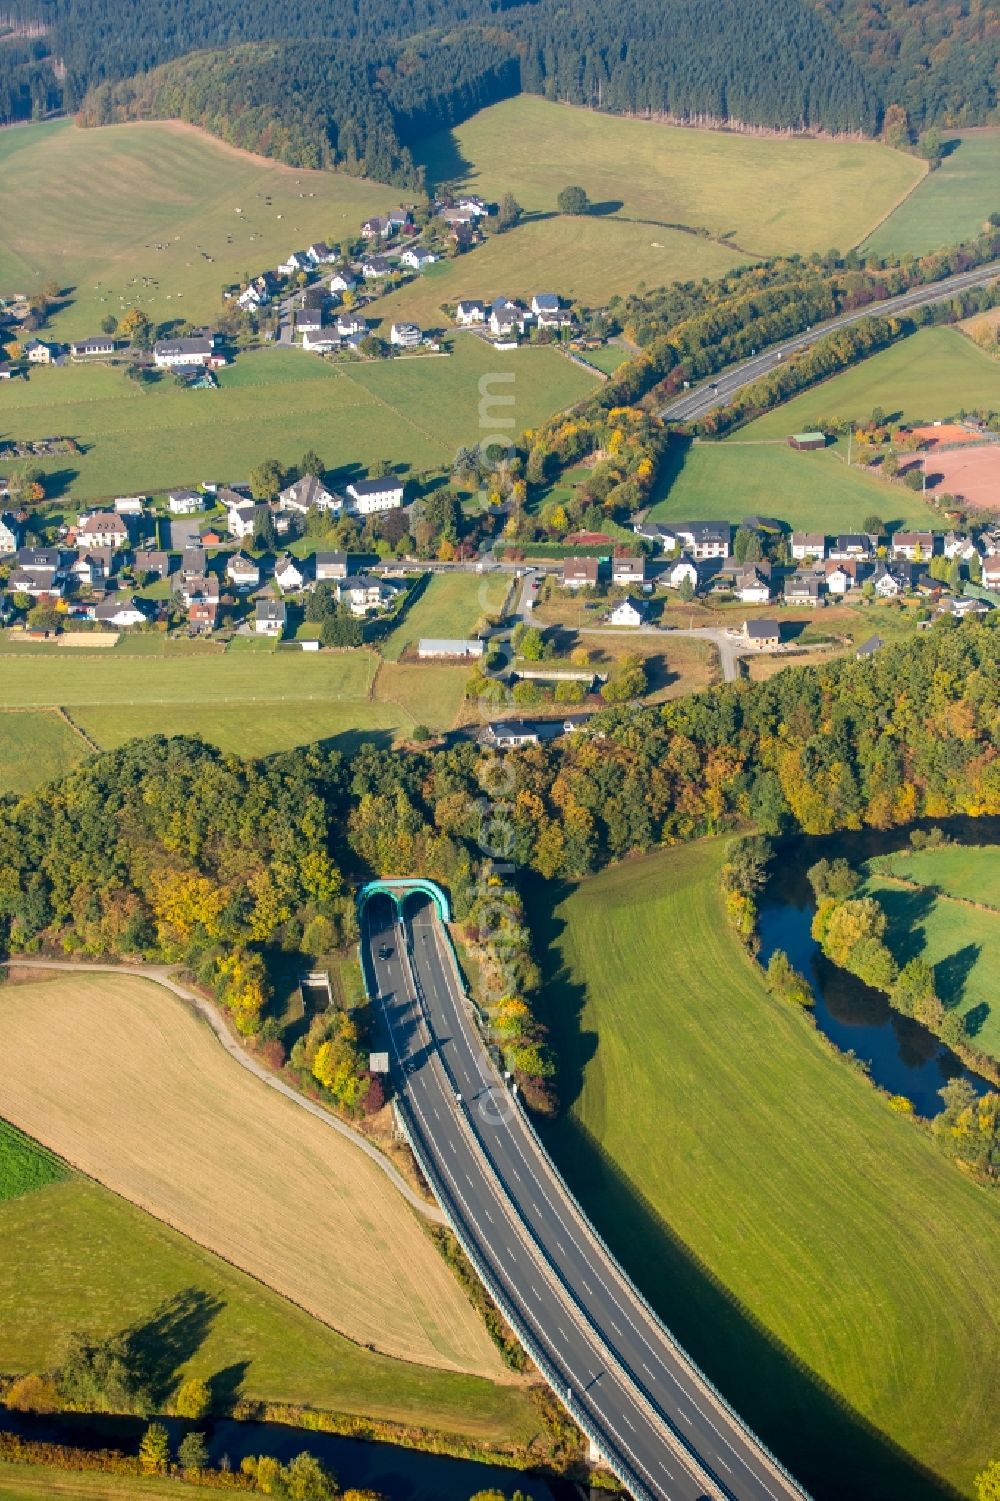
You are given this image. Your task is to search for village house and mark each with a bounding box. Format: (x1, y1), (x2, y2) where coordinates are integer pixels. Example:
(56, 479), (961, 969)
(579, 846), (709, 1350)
(278, 250), (311, 276)
(113, 496), (145, 517)
(891, 531), (935, 561)
(15, 547), (63, 593)
(280, 474), (339, 515)
(153, 335), (216, 369)
(329, 269), (357, 294)
(336, 573), (401, 616)
(733, 562), (773, 604)
(828, 533), (876, 562)
(825, 560), (857, 595)
(633, 521), (678, 551)
(790, 532), (826, 561)
(872, 562), (910, 598)
(531, 292), (574, 330)
(178, 571), (219, 608)
(94, 596), (146, 629)
(982, 556), (1000, 590)
(563, 556), (601, 590)
(8, 566), (63, 599)
(226, 553), (260, 591)
(489, 297), (530, 338)
(76, 511), (129, 549)
(181, 545), (208, 580)
(784, 573), (825, 607)
(295, 306), (324, 335)
(346, 475), (404, 515)
(225, 500), (267, 541)
(666, 555), (700, 592)
(255, 598), (287, 636)
(455, 300), (486, 327)
(188, 597), (219, 634)
(942, 530), (979, 562)
(400, 246), (437, 271)
(938, 595), (991, 620)
(314, 551), (374, 581)
(302, 327), (342, 354)
(71, 548), (115, 588)
(611, 556), (647, 588)
(0, 512), (23, 555)
(134, 550), (172, 580)
(390, 322), (422, 349)
(743, 618), (781, 650)
(673, 522), (730, 561)
(307, 242), (337, 265)
(361, 215), (391, 240)
(361, 255), (391, 280)
(70, 336), (115, 358)
(23, 338), (56, 364)
(274, 554), (307, 593)
(336, 311), (368, 340)
(609, 596), (648, 627)
(168, 489), (206, 514)
(856, 635), (885, 660)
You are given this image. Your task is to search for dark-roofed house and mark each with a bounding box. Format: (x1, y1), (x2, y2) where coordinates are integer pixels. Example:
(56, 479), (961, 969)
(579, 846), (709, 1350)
(675, 522), (730, 560)
(784, 573), (825, 607)
(280, 474), (339, 515)
(274, 554), (307, 593)
(345, 476), (404, 515)
(733, 562), (773, 604)
(168, 489), (206, 514)
(336, 574), (403, 616)
(455, 300), (486, 326)
(563, 556), (601, 590)
(255, 598), (286, 636)
(226, 553), (261, 590)
(612, 556), (646, 587)
(153, 335), (215, 368)
(856, 635), (885, 659)
(481, 718), (569, 749)
(70, 336), (115, 358)
(742, 618), (781, 649)
(829, 533), (875, 562)
(134, 550), (172, 580)
(295, 306), (324, 334)
(361, 255), (391, 280)
(609, 596), (647, 627)
(361, 215), (392, 239)
(94, 596), (146, 628)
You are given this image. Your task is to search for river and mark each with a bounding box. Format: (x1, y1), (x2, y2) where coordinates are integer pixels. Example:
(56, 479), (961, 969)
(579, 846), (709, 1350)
(757, 818), (999, 1117)
(0, 1409), (579, 1501)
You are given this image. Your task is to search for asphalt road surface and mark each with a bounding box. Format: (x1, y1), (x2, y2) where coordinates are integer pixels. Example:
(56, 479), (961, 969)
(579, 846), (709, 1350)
(661, 259), (1000, 425)
(362, 891), (810, 1501)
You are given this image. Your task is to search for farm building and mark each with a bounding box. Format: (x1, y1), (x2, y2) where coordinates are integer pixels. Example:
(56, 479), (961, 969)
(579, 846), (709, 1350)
(788, 432), (826, 451)
(418, 639), (485, 659)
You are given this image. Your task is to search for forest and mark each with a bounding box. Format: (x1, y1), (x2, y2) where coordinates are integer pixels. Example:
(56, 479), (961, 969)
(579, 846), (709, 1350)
(1, 0), (997, 166)
(0, 619), (997, 1114)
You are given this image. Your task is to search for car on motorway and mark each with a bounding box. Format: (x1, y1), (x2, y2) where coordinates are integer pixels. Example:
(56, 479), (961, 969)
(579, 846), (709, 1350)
(378, 943), (393, 959)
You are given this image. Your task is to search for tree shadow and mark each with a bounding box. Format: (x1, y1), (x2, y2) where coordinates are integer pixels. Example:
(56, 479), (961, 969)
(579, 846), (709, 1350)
(934, 943), (981, 1008)
(39, 467), (81, 499)
(962, 1000), (990, 1038)
(528, 876), (965, 1501)
(208, 1361), (250, 1414)
(126, 1290), (223, 1407)
(588, 200), (625, 217)
(871, 884), (938, 965)
(645, 432), (693, 509)
(413, 131), (474, 194)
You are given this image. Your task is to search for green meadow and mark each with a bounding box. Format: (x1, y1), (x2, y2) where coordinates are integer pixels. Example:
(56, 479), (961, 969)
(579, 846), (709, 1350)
(648, 440), (931, 532)
(862, 844), (1000, 1061)
(0, 340), (597, 503)
(0, 710), (91, 795)
(862, 129), (1000, 259)
(0, 119), (389, 339)
(380, 572), (512, 661)
(537, 840), (999, 1500)
(738, 327), (1000, 440)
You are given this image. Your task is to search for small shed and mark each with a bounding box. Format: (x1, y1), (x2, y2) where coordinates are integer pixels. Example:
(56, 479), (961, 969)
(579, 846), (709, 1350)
(788, 432), (826, 452)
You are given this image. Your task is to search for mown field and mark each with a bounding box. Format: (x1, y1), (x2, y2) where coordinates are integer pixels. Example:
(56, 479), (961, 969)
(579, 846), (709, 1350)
(0, 1472), (193, 1500)
(536, 840), (1000, 1501)
(862, 845), (1000, 1061)
(737, 327), (1000, 442)
(0, 973), (507, 1379)
(418, 96), (923, 259)
(0, 120), (389, 339)
(648, 440), (931, 532)
(0, 1164), (535, 1444)
(862, 129), (1000, 260)
(0, 642), (475, 795)
(380, 572), (512, 661)
(0, 340), (597, 503)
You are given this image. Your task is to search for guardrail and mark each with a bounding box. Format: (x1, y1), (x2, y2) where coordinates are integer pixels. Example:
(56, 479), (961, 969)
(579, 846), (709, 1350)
(425, 906), (813, 1501)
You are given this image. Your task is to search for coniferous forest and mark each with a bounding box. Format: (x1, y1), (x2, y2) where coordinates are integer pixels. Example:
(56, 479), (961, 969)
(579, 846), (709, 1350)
(0, 0), (997, 179)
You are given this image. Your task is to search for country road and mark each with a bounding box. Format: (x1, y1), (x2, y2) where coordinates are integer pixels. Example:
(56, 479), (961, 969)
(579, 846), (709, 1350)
(364, 888), (811, 1501)
(661, 258), (1000, 424)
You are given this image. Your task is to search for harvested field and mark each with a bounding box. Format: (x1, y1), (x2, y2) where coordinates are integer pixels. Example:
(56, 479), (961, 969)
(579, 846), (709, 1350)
(0, 973), (507, 1379)
(920, 442), (1000, 510)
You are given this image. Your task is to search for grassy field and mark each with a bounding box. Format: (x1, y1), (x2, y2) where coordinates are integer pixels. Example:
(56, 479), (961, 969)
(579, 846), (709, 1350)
(0, 120), (389, 340)
(862, 845), (1000, 1061)
(0, 1173), (536, 1443)
(536, 840), (999, 1500)
(737, 327), (1000, 442)
(0, 339), (597, 504)
(0, 710), (90, 794)
(862, 129), (1000, 259)
(0, 645), (475, 794)
(380, 572), (512, 661)
(647, 440), (932, 532)
(0, 1471), (196, 1500)
(0, 973), (508, 1377)
(418, 96), (923, 260)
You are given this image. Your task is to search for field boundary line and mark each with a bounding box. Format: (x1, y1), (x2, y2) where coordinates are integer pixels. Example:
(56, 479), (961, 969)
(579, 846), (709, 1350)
(54, 705), (99, 752)
(873, 869), (1000, 916)
(5, 958), (445, 1225)
(855, 157), (932, 252)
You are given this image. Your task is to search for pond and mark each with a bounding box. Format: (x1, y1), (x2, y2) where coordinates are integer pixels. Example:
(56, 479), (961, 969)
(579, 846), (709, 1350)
(0, 1409), (575, 1501)
(758, 818), (999, 1117)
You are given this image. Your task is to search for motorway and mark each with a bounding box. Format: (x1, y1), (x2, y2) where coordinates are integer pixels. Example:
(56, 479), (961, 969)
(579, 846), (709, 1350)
(660, 258), (1000, 425)
(362, 890), (810, 1501)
